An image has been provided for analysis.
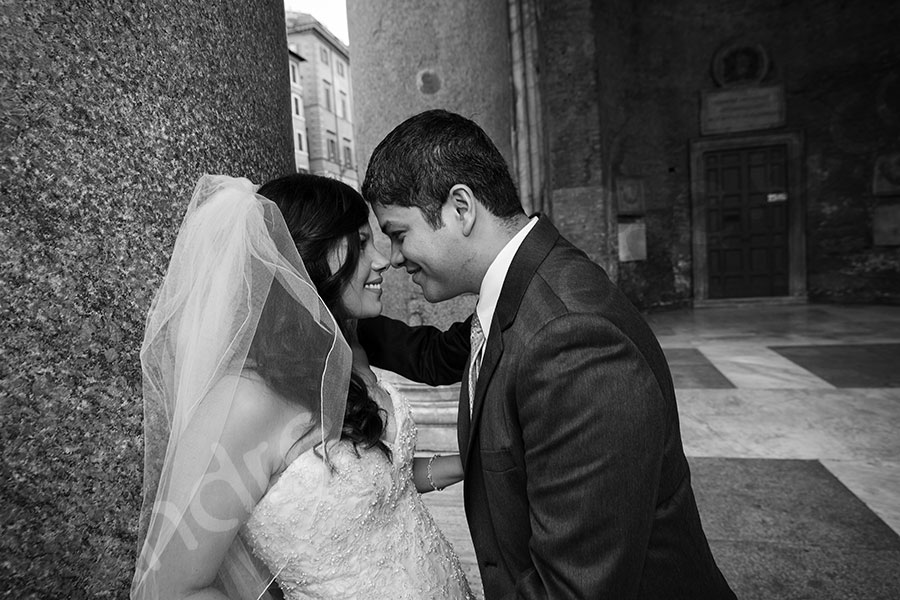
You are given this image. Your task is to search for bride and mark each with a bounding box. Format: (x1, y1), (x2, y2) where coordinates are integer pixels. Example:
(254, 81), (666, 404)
(132, 174), (473, 599)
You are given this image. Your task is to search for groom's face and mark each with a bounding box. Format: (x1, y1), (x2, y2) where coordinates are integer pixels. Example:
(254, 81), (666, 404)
(373, 202), (468, 302)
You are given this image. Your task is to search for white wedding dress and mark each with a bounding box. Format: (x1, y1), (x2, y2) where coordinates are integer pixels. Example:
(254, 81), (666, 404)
(242, 381), (473, 600)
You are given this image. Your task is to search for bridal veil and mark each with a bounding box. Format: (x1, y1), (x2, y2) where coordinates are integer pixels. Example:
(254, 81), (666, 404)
(132, 175), (351, 599)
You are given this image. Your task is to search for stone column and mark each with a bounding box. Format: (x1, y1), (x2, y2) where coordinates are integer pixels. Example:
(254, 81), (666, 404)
(509, 0), (548, 216)
(538, 0), (617, 274)
(0, 1), (292, 595)
(347, 0), (513, 328)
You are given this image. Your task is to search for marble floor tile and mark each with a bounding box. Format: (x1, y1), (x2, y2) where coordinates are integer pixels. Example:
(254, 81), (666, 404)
(676, 389), (900, 461)
(689, 457), (900, 600)
(822, 459), (900, 535)
(771, 343), (900, 388)
(663, 347), (735, 389)
(648, 304), (900, 347)
(696, 344), (836, 389)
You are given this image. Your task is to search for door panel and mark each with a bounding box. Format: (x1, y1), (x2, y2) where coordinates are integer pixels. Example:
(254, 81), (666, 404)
(705, 145), (789, 298)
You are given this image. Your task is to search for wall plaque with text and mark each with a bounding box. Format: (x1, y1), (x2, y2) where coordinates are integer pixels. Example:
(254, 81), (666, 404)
(700, 86), (785, 135)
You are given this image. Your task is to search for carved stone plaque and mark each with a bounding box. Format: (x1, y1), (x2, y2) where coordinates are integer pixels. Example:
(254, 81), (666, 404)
(701, 85), (786, 135)
(616, 178), (645, 216)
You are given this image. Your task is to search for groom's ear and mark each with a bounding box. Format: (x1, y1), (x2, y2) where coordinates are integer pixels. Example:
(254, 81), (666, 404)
(446, 184), (477, 237)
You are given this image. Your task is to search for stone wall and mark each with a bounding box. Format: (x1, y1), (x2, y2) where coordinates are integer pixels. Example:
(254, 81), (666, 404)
(782, 3), (900, 302)
(604, 0), (900, 306)
(538, 0), (616, 274)
(0, 1), (293, 595)
(602, 0), (720, 308)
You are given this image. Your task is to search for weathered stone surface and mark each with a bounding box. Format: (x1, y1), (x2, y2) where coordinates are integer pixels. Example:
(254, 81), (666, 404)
(0, 1), (293, 595)
(348, 0), (508, 326)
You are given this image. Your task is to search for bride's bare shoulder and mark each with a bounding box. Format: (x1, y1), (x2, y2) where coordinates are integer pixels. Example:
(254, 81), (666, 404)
(208, 372), (314, 438)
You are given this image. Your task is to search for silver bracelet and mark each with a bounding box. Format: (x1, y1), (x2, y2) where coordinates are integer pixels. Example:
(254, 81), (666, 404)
(427, 454), (445, 491)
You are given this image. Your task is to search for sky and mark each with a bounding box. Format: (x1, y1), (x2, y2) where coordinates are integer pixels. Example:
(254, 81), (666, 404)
(283, 0), (350, 45)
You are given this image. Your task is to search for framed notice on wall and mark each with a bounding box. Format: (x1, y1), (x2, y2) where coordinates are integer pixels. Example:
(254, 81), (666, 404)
(618, 219), (647, 262)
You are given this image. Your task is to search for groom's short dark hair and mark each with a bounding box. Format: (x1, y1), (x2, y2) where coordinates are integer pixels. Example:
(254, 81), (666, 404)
(362, 109), (523, 229)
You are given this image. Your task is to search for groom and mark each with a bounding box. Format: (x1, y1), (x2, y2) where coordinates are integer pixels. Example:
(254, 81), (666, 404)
(358, 109), (736, 599)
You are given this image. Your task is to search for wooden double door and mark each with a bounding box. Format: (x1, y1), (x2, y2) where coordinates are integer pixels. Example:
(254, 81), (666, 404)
(703, 145), (789, 298)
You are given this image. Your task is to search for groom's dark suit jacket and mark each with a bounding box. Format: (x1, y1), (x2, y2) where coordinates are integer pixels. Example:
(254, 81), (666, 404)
(359, 217), (735, 600)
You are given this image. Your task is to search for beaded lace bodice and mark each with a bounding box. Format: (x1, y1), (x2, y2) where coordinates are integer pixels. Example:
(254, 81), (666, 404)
(242, 381), (473, 600)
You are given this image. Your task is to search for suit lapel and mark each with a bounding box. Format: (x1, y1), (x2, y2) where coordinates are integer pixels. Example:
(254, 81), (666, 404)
(458, 359), (472, 464)
(463, 216), (561, 467)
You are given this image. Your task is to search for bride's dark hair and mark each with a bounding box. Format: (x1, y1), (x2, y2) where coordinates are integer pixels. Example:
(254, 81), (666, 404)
(253, 173), (390, 459)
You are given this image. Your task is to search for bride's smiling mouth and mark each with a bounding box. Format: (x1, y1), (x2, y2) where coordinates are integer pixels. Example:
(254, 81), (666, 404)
(364, 279), (382, 291)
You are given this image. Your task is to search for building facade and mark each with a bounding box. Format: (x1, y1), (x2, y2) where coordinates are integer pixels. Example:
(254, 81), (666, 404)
(288, 49), (310, 173)
(348, 0), (900, 319)
(286, 12), (358, 188)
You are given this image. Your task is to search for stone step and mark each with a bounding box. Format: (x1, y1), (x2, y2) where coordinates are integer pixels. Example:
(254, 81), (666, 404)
(375, 370), (463, 452)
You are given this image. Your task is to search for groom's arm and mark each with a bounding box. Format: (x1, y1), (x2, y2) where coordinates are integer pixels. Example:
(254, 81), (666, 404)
(512, 314), (666, 599)
(357, 315), (471, 386)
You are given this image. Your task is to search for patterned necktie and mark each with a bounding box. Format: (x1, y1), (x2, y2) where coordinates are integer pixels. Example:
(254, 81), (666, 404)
(468, 312), (486, 416)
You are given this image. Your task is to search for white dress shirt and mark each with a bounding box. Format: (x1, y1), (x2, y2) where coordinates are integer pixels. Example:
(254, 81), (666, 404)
(475, 216), (539, 342)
